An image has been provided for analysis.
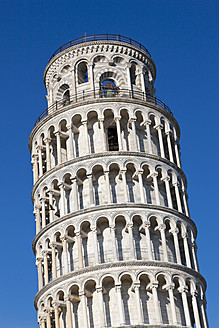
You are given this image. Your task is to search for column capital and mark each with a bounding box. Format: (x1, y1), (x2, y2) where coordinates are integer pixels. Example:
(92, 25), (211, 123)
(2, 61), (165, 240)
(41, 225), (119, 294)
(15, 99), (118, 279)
(154, 124), (164, 130)
(43, 137), (52, 143)
(115, 284), (122, 292)
(98, 117), (104, 122)
(96, 287), (103, 293)
(66, 124), (72, 130)
(114, 116), (121, 122)
(191, 290), (198, 297)
(151, 281), (159, 289)
(161, 175), (170, 182)
(144, 119), (151, 126)
(170, 227), (179, 235)
(137, 169), (144, 175)
(178, 286), (189, 294)
(158, 224), (166, 231)
(182, 232), (188, 239)
(125, 62), (132, 69)
(144, 221), (151, 229)
(165, 130), (172, 135)
(60, 235), (68, 242)
(151, 172), (158, 178)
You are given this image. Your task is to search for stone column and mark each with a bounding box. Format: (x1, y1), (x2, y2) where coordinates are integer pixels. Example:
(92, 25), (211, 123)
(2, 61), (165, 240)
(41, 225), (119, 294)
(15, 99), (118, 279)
(44, 137), (51, 171)
(71, 68), (77, 96)
(127, 223), (135, 260)
(99, 118), (107, 151)
(82, 120), (90, 154)
(173, 182), (183, 213)
(65, 296), (73, 328)
(151, 282), (162, 324)
(89, 63), (94, 91)
(76, 231), (84, 269)
(156, 124), (165, 158)
(59, 183), (65, 217)
(36, 258), (43, 289)
(80, 292), (89, 328)
(38, 146), (43, 177)
(39, 319), (46, 328)
(166, 131), (174, 162)
(46, 309), (52, 328)
(171, 228), (182, 264)
(72, 178), (79, 211)
(61, 236), (69, 274)
(104, 170), (112, 203)
(55, 131), (62, 164)
(145, 120), (152, 154)
(92, 227), (99, 264)
(48, 191), (54, 223)
(50, 243), (57, 279)
(87, 174), (95, 206)
(126, 62), (132, 91)
(32, 154), (39, 183)
(115, 117), (123, 150)
(34, 205), (41, 234)
(182, 232), (192, 268)
(67, 125), (75, 160)
(174, 139), (181, 168)
(41, 198), (46, 228)
(192, 241), (199, 272)
(97, 287), (106, 327)
(162, 176), (173, 208)
(53, 303), (60, 328)
(134, 283), (143, 324)
(130, 118), (138, 151)
(192, 291), (201, 328)
(121, 170), (129, 202)
(168, 284), (177, 325)
(180, 287), (191, 327)
(138, 170), (145, 203)
(43, 251), (49, 285)
(152, 172), (160, 205)
(159, 224), (168, 262)
(182, 187), (190, 216)
(144, 222), (153, 260)
(200, 299), (209, 328)
(116, 285), (125, 325)
(110, 225), (118, 261)
(140, 67), (146, 94)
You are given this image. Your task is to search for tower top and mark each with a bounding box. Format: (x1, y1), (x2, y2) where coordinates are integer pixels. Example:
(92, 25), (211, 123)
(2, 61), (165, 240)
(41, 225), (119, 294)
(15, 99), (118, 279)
(49, 33), (152, 63)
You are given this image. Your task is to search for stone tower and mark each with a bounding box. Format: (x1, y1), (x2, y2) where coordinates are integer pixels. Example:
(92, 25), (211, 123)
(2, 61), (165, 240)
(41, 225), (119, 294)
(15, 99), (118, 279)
(29, 34), (209, 328)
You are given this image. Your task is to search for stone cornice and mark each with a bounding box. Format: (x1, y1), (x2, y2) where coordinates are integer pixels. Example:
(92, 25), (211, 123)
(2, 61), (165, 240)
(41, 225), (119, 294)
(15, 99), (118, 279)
(31, 151), (187, 199)
(34, 260), (206, 309)
(32, 203), (197, 253)
(28, 98), (180, 150)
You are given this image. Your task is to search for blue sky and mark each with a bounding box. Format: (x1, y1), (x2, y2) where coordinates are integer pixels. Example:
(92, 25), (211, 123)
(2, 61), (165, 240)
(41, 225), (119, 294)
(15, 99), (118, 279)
(0, 1), (218, 326)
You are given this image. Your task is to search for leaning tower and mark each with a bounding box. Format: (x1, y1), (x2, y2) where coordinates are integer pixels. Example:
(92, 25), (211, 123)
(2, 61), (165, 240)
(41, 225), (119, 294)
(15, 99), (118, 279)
(29, 34), (209, 328)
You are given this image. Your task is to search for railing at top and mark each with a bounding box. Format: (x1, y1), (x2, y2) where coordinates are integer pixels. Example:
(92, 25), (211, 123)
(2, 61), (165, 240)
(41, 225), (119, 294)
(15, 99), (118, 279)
(34, 88), (172, 127)
(49, 34), (151, 62)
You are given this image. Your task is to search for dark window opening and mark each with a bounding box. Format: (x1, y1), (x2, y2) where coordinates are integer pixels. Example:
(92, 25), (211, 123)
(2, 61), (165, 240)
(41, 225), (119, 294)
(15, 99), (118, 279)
(78, 62), (88, 84)
(108, 127), (119, 151)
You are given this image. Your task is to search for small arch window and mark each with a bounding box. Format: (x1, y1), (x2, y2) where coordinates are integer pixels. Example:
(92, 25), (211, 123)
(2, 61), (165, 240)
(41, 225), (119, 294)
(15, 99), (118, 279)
(78, 62), (88, 84)
(130, 63), (137, 85)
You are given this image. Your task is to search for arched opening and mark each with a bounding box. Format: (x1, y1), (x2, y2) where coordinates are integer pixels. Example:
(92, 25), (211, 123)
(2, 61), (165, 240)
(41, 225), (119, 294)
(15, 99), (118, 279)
(102, 277), (117, 327)
(69, 285), (80, 328)
(130, 63), (137, 85)
(78, 62), (88, 84)
(104, 109), (119, 151)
